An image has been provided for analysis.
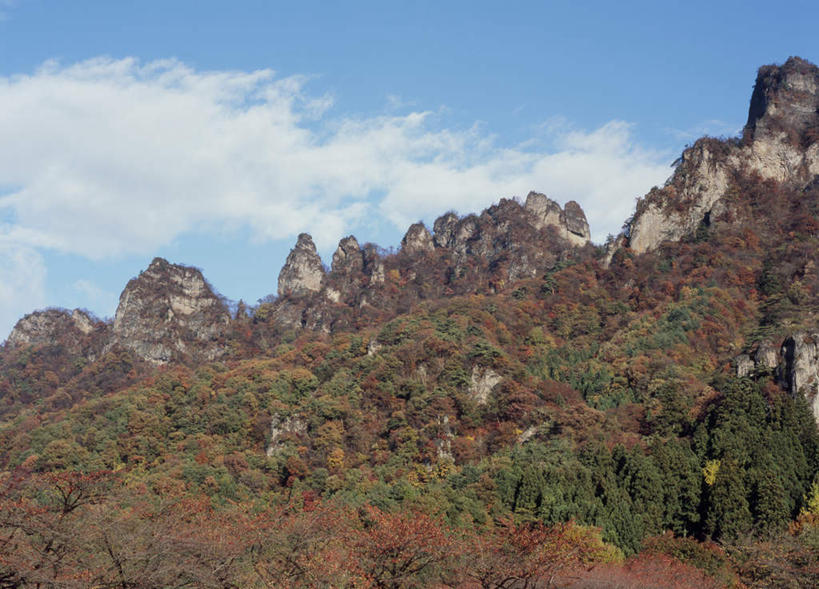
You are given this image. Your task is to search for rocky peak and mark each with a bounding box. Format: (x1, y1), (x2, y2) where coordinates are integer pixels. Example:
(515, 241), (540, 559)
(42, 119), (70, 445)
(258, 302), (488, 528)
(524, 192), (591, 246)
(112, 257), (230, 364)
(7, 308), (104, 356)
(564, 201), (591, 242)
(278, 233), (325, 297)
(362, 244), (385, 285)
(401, 222), (434, 255)
(745, 56), (819, 144)
(433, 212), (459, 248)
(331, 236), (363, 275)
(621, 57), (819, 256)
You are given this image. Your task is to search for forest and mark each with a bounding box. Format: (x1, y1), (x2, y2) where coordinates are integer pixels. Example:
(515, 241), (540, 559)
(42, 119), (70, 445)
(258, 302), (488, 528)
(1, 164), (819, 587)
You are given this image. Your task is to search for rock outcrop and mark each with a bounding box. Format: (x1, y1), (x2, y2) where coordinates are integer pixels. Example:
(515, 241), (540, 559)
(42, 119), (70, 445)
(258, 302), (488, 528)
(278, 233), (325, 297)
(401, 223), (434, 255)
(781, 332), (819, 422)
(622, 57), (819, 255)
(259, 194), (592, 336)
(524, 192), (591, 246)
(7, 308), (105, 357)
(332, 236), (364, 275)
(112, 258), (230, 364)
(469, 365), (502, 405)
(266, 414), (308, 457)
(735, 331), (819, 424)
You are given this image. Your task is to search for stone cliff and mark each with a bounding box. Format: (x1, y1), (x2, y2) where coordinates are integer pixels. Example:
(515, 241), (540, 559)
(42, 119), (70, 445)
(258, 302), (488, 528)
(621, 57), (819, 256)
(112, 258), (231, 364)
(259, 193), (592, 336)
(736, 330), (819, 423)
(7, 308), (106, 358)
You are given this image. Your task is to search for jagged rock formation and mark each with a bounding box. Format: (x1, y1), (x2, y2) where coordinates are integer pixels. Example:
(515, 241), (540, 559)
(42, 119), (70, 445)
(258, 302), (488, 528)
(621, 57), (819, 255)
(258, 194), (592, 336)
(524, 192), (591, 246)
(782, 332), (819, 422)
(401, 223), (435, 255)
(112, 258), (231, 364)
(7, 308), (105, 357)
(735, 331), (819, 423)
(278, 233), (325, 297)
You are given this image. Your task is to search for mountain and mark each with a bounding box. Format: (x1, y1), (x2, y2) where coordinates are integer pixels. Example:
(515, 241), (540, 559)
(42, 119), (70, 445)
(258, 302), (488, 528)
(1, 57), (819, 587)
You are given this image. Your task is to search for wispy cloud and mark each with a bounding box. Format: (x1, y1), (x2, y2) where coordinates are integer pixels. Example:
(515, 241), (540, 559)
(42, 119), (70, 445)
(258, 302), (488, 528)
(0, 241), (45, 337)
(666, 119), (742, 142)
(0, 0), (19, 21)
(0, 57), (674, 336)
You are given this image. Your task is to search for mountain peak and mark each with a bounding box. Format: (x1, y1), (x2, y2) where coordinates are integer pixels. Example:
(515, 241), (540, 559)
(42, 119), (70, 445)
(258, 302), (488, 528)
(112, 258), (230, 364)
(618, 56), (819, 257)
(277, 233), (325, 297)
(745, 56), (819, 145)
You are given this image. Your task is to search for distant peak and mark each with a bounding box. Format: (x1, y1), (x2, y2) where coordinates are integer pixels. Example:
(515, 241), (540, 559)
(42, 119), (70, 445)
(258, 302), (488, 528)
(401, 222), (434, 255)
(295, 233), (317, 252)
(278, 233), (325, 297)
(745, 56), (819, 144)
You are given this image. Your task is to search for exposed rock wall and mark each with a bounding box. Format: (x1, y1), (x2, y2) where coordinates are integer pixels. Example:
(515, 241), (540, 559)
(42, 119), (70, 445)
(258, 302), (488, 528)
(782, 332), (819, 423)
(7, 308), (105, 357)
(735, 331), (819, 424)
(112, 258), (231, 364)
(625, 57), (819, 255)
(278, 233), (325, 297)
(524, 191), (591, 246)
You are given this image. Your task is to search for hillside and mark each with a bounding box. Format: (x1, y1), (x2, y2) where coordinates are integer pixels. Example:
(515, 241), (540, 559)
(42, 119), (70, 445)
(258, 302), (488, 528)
(1, 57), (819, 587)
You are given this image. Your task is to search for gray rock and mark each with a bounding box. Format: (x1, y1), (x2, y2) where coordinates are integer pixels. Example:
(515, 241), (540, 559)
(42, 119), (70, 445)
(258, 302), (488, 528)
(735, 354), (755, 378)
(624, 57), (819, 255)
(564, 200), (591, 242)
(401, 222), (435, 255)
(755, 340), (779, 371)
(112, 257), (230, 364)
(363, 244), (385, 285)
(278, 233), (325, 297)
(7, 308), (103, 356)
(746, 56), (819, 143)
(469, 365), (501, 405)
(781, 331), (819, 423)
(331, 236), (363, 275)
(266, 414), (308, 457)
(432, 212), (459, 248)
(524, 191), (590, 246)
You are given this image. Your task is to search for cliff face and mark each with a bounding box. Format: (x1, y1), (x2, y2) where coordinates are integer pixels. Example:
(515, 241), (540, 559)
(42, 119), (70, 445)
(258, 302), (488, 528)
(277, 234), (325, 298)
(7, 308), (106, 358)
(735, 331), (819, 424)
(623, 57), (819, 255)
(112, 258), (231, 364)
(260, 194), (593, 335)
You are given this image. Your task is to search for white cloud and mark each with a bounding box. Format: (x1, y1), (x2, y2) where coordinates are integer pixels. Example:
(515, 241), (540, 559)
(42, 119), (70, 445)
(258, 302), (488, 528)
(666, 119), (742, 142)
(0, 241), (46, 338)
(0, 56), (672, 264)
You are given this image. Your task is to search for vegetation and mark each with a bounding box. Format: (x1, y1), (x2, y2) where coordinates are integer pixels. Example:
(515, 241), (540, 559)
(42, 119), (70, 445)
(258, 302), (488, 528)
(1, 172), (819, 587)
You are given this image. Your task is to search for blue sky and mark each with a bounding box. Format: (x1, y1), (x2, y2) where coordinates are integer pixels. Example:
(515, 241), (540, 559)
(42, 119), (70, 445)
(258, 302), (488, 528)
(0, 0), (817, 338)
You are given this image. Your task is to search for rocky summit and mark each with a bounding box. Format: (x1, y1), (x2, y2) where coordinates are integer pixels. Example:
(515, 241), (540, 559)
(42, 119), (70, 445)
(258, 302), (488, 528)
(619, 57), (819, 257)
(7, 308), (106, 358)
(111, 257), (231, 364)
